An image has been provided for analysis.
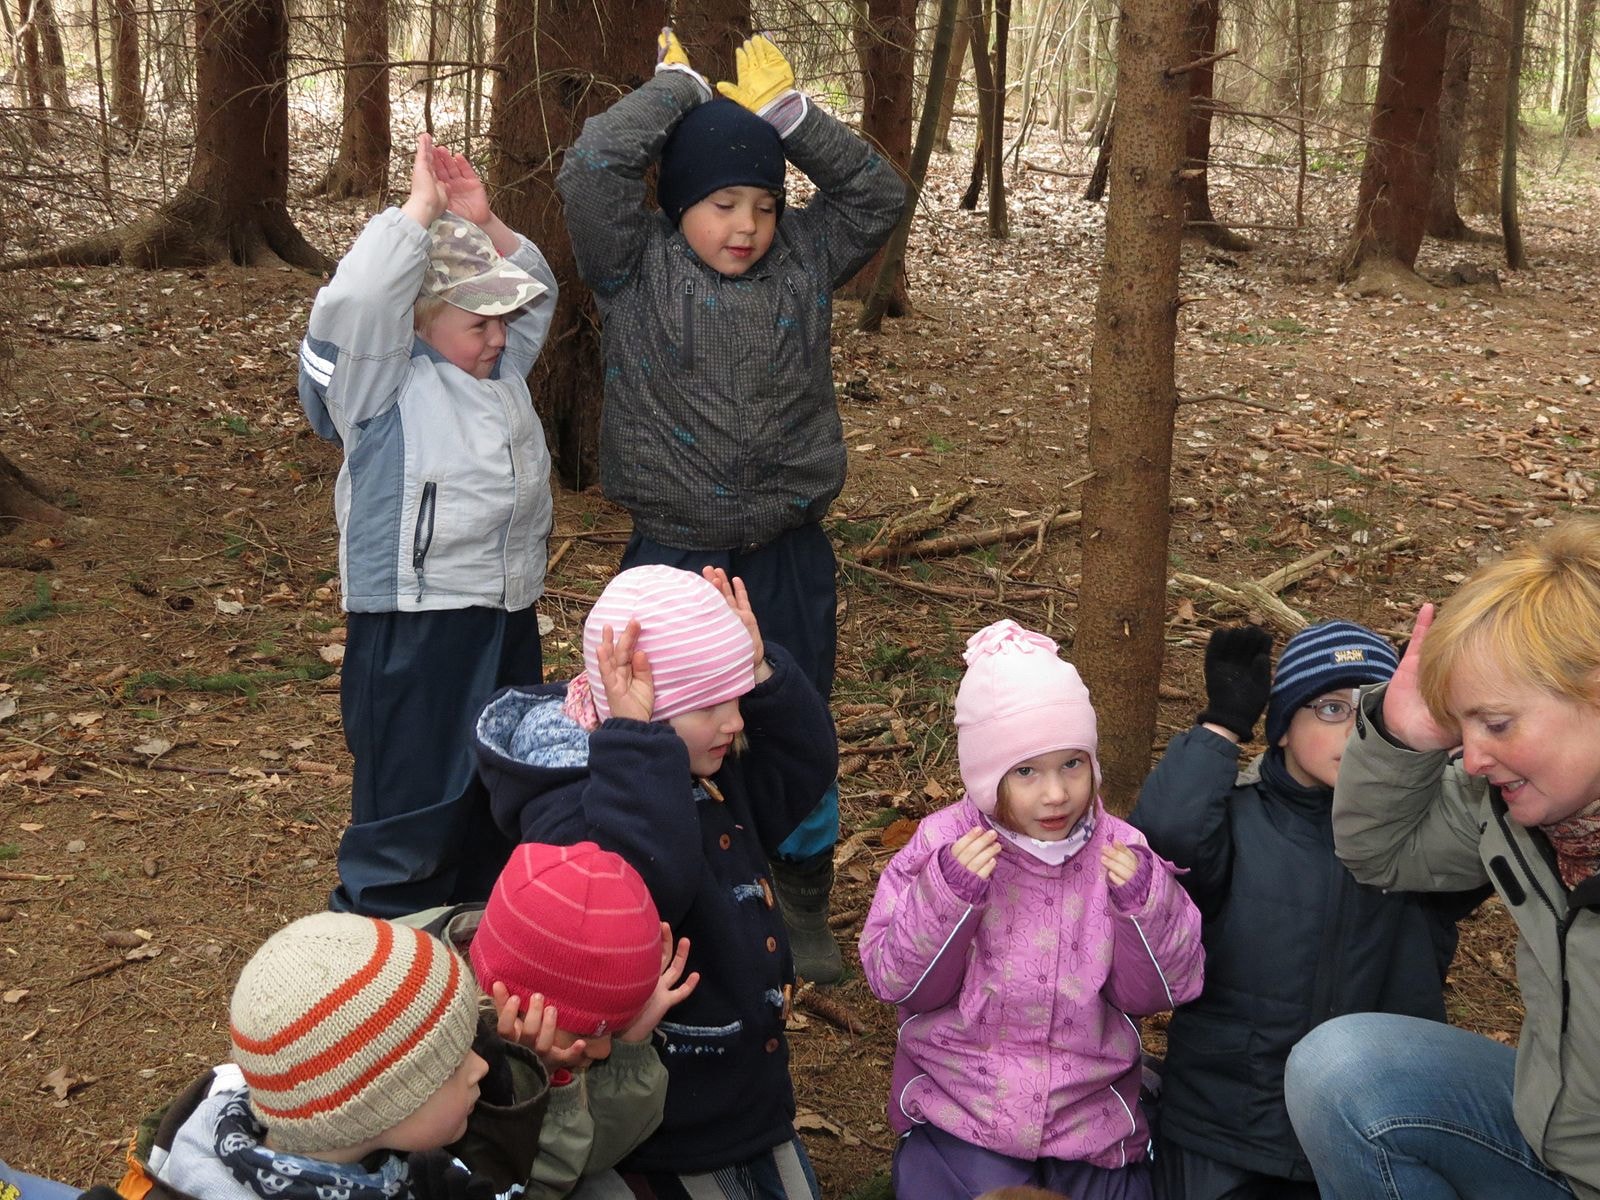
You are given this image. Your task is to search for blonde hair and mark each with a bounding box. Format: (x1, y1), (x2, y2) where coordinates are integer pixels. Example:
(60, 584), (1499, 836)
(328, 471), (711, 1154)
(1420, 516), (1600, 721)
(413, 293), (448, 334)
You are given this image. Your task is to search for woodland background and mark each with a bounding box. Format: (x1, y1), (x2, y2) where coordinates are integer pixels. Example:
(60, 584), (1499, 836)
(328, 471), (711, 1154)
(0, 0), (1597, 1191)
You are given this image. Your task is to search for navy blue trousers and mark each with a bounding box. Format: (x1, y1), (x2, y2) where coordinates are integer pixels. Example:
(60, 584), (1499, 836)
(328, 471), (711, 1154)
(331, 605), (542, 917)
(621, 522), (838, 861)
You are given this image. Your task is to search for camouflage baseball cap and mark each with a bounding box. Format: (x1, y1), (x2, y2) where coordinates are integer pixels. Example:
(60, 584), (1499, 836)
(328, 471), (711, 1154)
(422, 212), (547, 315)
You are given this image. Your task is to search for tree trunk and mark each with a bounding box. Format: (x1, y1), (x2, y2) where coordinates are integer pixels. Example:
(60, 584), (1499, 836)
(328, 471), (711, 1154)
(674, 0), (747, 83)
(1503, 0), (1527, 266)
(840, 0), (916, 315)
(315, 0), (391, 199)
(1427, 0), (1481, 238)
(1299, 0), (1330, 111)
(934, 8), (971, 151)
(1339, 0), (1380, 105)
(3, 0), (328, 271)
(962, 0), (996, 209)
(35, 0), (69, 110)
(862, 0), (965, 331)
(1465, 0), (1509, 212)
(1340, 0), (1451, 278)
(489, 0), (666, 491)
(986, 0), (1012, 236)
(1182, 0), (1249, 248)
(14, 0), (50, 143)
(1075, 0), (1188, 813)
(1565, 0), (1594, 133)
(108, 0), (144, 131)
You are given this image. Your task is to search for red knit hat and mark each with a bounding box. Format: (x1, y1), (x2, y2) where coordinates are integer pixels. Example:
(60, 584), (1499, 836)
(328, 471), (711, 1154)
(469, 842), (663, 1037)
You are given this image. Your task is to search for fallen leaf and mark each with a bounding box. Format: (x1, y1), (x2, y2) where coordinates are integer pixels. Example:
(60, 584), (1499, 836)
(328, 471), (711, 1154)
(317, 643), (345, 664)
(0, 697), (18, 721)
(67, 712), (103, 728)
(3, 988), (29, 1004)
(879, 818), (920, 850)
(132, 737), (172, 758)
(142, 857), (160, 878)
(124, 943), (163, 961)
(65, 839), (86, 853)
(287, 737), (314, 751)
(213, 597), (245, 616)
(18, 823), (43, 832)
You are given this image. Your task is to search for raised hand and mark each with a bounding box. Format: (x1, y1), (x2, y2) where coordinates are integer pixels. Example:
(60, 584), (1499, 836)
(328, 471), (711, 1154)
(431, 143), (491, 228)
(620, 924), (701, 1043)
(1196, 624), (1274, 742)
(950, 827), (1002, 881)
(597, 619), (655, 722)
(654, 26), (711, 95)
(701, 566), (767, 679)
(715, 34), (795, 113)
(489, 982), (591, 1073)
(1381, 604), (1459, 752)
(1102, 840), (1138, 888)
(401, 134), (449, 229)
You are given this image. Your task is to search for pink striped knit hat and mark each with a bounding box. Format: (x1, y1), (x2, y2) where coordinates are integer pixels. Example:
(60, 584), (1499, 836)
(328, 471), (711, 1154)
(469, 841), (663, 1036)
(571, 565), (756, 727)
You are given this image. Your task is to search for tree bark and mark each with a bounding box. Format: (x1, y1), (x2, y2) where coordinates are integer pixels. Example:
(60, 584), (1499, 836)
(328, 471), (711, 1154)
(986, 0), (1012, 236)
(14, 0), (50, 143)
(1339, 0), (1380, 105)
(109, 0), (144, 132)
(489, 0), (667, 491)
(1075, 0), (1188, 813)
(1181, 0), (1249, 248)
(1564, 0), (1594, 134)
(34, 0), (69, 110)
(3, 0), (328, 270)
(861, 0), (964, 332)
(1427, 0), (1479, 238)
(962, 0), (996, 209)
(674, 0), (747, 85)
(1464, 0), (1509, 213)
(1340, 0), (1451, 278)
(934, 7), (971, 151)
(1503, 0), (1527, 266)
(315, 0), (391, 199)
(840, 0), (916, 315)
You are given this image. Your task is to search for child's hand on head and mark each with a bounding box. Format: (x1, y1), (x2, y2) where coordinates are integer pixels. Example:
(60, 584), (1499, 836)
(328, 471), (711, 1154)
(490, 982), (590, 1072)
(620, 923), (701, 1043)
(431, 143), (492, 229)
(597, 619), (655, 721)
(701, 566), (770, 681)
(1381, 604), (1460, 752)
(401, 134), (449, 229)
(951, 827), (1002, 880)
(1102, 840), (1138, 888)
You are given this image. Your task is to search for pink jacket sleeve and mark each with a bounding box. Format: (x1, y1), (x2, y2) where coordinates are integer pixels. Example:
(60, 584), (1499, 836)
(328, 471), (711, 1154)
(1100, 820), (1206, 1016)
(860, 808), (989, 1014)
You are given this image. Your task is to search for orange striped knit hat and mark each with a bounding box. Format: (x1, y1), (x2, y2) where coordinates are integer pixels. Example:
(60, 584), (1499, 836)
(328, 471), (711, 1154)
(229, 912), (479, 1153)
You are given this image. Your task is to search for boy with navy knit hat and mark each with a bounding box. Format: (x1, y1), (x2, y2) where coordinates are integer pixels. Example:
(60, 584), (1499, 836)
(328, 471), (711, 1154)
(556, 28), (906, 982)
(298, 133), (558, 919)
(1130, 621), (1486, 1200)
(83, 912), (550, 1200)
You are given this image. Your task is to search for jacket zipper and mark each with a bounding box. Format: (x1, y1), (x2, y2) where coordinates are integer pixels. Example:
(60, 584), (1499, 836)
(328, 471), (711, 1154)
(784, 277), (812, 368)
(680, 280), (695, 369)
(413, 481), (437, 600)
(1493, 799), (1569, 1032)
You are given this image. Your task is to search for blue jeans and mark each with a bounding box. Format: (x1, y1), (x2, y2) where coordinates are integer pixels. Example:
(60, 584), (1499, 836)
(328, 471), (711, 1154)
(1284, 1013), (1574, 1200)
(0, 1159), (82, 1200)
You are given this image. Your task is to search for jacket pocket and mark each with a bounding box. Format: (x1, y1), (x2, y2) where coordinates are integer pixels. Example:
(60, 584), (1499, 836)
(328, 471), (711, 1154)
(679, 280), (696, 369)
(412, 480), (437, 599)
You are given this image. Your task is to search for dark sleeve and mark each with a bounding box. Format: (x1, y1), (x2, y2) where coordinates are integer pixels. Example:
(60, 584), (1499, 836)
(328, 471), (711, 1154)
(1129, 726), (1242, 918)
(736, 644), (840, 855)
(447, 1018), (551, 1191)
(778, 101), (907, 288)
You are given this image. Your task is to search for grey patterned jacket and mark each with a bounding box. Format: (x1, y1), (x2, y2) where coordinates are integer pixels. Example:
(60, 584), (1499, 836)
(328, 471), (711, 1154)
(558, 71), (906, 551)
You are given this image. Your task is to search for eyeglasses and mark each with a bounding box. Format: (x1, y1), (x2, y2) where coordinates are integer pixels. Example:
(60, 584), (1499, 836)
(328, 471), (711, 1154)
(1302, 693), (1358, 725)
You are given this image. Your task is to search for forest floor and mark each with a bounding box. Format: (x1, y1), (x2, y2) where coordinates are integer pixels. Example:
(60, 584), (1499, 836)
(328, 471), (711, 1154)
(3, 114), (1598, 1193)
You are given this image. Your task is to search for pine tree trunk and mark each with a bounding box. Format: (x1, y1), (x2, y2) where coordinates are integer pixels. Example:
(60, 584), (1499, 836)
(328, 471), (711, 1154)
(109, 0), (144, 132)
(1339, 0), (1380, 106)
(1341, 0), (1451, 277)
(675, 0), (747, 86)
(962, 0), (996, 209)
(316, 0), (390, 199)
(34, 0), (69, 110)
(1427, 0), (1479, 238)
(986, 0), (1012, 236)
(14, 0), (50, 143)
(1464, 0), (1509, 213)
(1076, 0), (1189, 813)
(488, 0), (667, 490)
(1564, 0), (1595, 133)
(934, 8), (971, 151)
(840, 0), (915, 314)
(1182, 0), (1250, 248)
(1503, 0), (1528, 266)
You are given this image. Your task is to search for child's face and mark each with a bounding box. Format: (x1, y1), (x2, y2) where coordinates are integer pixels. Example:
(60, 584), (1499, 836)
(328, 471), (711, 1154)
(995, 748), (1094, 841)
(668, 697), (744, 776)
(680, 186), (778, 276)
(421, 303), (507, 379)
(377, 1048), (487, 1152)
(1448, 658), (1600, 826)
(1279, 688), (1359, 790)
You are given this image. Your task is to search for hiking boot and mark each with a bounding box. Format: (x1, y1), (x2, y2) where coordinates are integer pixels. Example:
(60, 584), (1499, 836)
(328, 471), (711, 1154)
(771, 851), (843, 984)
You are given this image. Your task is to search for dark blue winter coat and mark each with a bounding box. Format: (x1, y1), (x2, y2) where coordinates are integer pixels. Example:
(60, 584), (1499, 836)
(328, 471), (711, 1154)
(1129, 728), (1485, 1181)
(472, 645), (837, 1174)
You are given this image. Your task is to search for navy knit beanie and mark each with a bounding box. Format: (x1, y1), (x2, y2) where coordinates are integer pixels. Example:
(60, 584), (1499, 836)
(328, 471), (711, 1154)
(658, 99), (787, 226)
(1265, 620), (1399, 747)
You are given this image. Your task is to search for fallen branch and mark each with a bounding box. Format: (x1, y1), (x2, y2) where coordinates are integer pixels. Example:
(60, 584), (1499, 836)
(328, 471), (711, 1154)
(796, 984), (869, 1033)
(0, 870), (75, 883)
(1170, 572), (1308, 634)
(841, 559), (1050, 621)
(855, 508), (1084, 564)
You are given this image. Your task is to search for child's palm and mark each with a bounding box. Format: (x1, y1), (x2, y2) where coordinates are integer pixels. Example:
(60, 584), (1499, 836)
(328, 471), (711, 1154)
(434, 146), (491, 226)
(598, 620), (655, 721)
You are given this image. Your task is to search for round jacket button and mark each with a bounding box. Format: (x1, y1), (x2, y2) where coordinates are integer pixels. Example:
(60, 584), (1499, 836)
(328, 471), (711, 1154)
(718, 833), (732, 850)
(766, 935), (778, 952)
(765, 1037), (780, 1053)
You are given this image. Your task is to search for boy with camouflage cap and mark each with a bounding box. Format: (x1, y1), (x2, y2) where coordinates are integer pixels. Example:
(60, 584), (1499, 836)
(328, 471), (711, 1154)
(298, 135), (558, 919)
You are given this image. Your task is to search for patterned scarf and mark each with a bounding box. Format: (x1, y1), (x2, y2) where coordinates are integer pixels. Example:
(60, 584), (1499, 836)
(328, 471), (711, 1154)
(988, 802), (1099, 866)
(213, 1095), (412, 1200)
(1541, 800), (1600, 891)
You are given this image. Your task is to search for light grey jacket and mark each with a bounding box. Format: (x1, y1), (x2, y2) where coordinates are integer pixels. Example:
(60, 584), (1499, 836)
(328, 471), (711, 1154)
(1335, 684), (1600, 1200)
(298, 208), (557, 613)
(557, 71), (905, 551)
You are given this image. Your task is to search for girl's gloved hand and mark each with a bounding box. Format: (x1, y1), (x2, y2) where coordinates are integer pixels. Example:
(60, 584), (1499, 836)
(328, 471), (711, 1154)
(716, 35), (808, 136)
(655, 26), (712, 99)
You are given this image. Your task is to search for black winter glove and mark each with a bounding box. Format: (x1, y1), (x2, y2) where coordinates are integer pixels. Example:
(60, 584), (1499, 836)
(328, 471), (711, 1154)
(1196, 624), (1274, 741)
(407, 1149), (500, 1200)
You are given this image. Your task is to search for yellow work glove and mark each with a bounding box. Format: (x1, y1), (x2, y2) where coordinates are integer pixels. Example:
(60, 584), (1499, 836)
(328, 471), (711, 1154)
(655, 26), (711, 98)
(716, 35), (808, 136)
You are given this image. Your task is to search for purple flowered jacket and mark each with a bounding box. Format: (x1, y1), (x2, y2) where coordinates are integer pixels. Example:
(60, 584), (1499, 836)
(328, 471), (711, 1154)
(860, 798), (1204, 1168)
